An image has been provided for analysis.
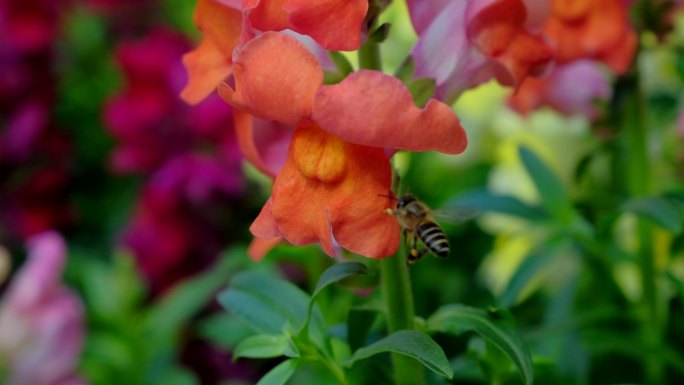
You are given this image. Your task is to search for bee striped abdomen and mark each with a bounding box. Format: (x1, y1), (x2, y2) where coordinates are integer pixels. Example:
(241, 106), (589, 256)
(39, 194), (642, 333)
(416, 221), (449, 258)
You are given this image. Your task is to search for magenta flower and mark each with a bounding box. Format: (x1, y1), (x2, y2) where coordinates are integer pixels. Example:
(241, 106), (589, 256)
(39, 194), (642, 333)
(0, 232), (87, 385)
(104, 28), (246, 292)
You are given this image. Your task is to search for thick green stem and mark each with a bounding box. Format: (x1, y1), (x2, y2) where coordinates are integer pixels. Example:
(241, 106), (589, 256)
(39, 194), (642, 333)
(357, 39), (381, 71)
(623, 73), (663, 384)
(380, 254), (425, 385)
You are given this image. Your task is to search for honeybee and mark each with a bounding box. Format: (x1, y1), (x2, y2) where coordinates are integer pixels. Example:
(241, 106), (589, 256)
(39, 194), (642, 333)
(384, 194), (475, 265)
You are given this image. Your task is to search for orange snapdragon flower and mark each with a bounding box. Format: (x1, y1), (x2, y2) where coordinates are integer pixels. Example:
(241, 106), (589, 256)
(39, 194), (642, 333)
(219, 32), (467, 258)
(180, 0), (369, 105)
(467, 0), (555, 87)
(543, 0), (637, 73)
(180, 0), (242, 105)
(244, 0), (368, 51)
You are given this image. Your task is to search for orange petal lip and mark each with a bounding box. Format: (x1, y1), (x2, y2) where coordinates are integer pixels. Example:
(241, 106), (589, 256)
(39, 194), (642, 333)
(218, 32), (323, 127)
(246, 0), (367, 51)
(251, 125), (401, 259)
(180, 0), (242, 105)
(313, 70), (468, 154)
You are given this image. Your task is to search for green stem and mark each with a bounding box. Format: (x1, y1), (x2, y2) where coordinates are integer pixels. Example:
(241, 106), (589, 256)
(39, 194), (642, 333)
(380, 253), (425, 385)
(623, 71), (663, 383)
(357, 33), (381, 70)
(358, 21), (424, 384)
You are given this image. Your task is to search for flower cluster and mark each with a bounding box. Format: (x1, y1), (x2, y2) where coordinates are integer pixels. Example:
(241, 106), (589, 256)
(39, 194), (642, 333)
(509, 0), (637, 117)
(180, 0), (505, 259)
(179, 0), (639, 259)
(0, 0), (74, 242)
(104, 29), (244, 293)
(0, 232), (87, 385)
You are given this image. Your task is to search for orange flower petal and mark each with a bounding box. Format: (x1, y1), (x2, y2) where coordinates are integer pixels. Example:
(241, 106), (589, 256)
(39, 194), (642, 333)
(468, 0), (554, 87)
(250, 198), (281, 239)
(219, 32), (323, 126)
(286, 0), (368, 51)
(181, 39), (233, 105)
(180, 0), (242, 104)
(245, 0), (293, 31)
(263, 125), (400, 259)
(248, 236), (283, 261)
(544, 0), (635, 73)
(313, 70), (467, 154)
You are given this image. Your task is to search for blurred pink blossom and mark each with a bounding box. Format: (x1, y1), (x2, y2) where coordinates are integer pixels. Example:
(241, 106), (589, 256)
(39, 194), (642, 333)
(509, 60), (612, 118)
(0, 232), (87, 385)
(408, 0), (553, 102)
(104, 28), (245, 293)
(0, 0), (62, 53)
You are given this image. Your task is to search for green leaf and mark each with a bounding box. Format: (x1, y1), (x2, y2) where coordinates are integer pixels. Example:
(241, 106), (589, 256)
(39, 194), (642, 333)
(217, 272), (311, 334)
(328, 51), (354, 76)
(313, 262), (368, 299)
(447, 190), (549, 221)
(256, 359), (299, 385)
(408, 78), (436, 107)
(427, 304), (534, 385)
(499, 246), (563, 308)
(217, 272), (328, 350)
(345, 330), (453, 379)
(394, 56), (415, 83)
(197, 314), (255, 349)
(347, 308), (378, 352)
(299, 262), (367, 337)
(519, 146), (574, 224)
(622, 196), (684, 233)
(144, 256), (233, 343)
(367, 22), (391, 44)
(234, 335), (291, 360)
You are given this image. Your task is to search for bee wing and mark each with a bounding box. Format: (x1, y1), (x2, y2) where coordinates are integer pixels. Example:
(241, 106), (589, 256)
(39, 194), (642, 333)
(432, 207), (479, 224)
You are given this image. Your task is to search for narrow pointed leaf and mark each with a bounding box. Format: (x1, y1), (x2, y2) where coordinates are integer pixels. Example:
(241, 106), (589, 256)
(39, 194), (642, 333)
(622, 197), (684, 233)
(313, 262), (368, 299)
(447, 190), (548, 221)
(345, 330), (453, 379)
(518, 146), (573, 224)
(217, 272), (326, 341)
(233, 335), (290, 360)
(145, 257), (232, 341)
(256, 359), (299, 385)
(329, 51), (354, 76)
(394, 56), (415, 83)
(427, 304), (534, 385)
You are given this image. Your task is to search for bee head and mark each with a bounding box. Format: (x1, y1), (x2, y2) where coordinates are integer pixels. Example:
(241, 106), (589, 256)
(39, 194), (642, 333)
(397, 194), (416, 209)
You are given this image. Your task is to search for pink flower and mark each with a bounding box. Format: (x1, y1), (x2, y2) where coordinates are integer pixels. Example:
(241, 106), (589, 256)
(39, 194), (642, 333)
(0, 232), (87, 385)
(408, 0), (554, 102)
(509, 60), (612, 118)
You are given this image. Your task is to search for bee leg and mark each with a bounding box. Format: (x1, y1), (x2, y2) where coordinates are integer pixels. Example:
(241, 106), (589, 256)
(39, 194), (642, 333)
(406, 231), (426, 266)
